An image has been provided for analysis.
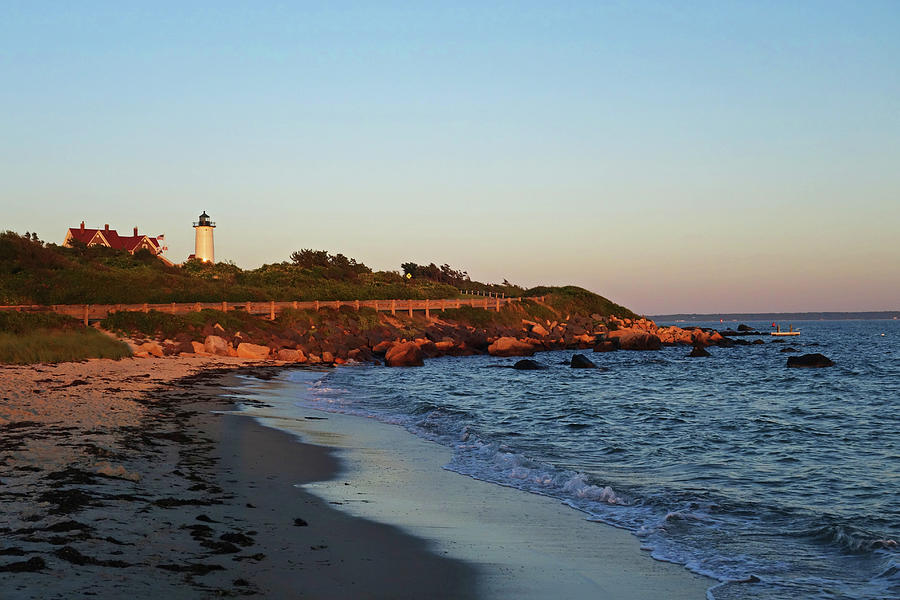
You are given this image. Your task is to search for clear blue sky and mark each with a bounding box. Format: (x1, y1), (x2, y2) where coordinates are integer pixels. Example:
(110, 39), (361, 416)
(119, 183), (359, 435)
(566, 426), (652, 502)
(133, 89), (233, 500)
(2, 1), (898, 313)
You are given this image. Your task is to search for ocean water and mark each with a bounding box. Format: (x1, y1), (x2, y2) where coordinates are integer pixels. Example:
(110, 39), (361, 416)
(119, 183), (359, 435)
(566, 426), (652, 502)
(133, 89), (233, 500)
(267, 320), (899, 600)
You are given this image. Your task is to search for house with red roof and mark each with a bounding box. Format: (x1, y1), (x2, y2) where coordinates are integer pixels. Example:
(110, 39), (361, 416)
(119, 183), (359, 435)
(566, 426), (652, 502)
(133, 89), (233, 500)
(64, 222), (173, 266)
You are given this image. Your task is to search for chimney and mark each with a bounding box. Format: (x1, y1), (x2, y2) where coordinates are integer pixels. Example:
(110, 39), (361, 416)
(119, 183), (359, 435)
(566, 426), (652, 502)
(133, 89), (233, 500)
(104, 224), (109, 231)
(80, 221), (85, 231)
(133, 227), (138, 236)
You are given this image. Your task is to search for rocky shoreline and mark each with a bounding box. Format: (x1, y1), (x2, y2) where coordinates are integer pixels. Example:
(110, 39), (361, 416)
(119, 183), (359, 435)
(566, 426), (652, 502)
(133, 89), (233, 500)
(124, 305), (802, 368)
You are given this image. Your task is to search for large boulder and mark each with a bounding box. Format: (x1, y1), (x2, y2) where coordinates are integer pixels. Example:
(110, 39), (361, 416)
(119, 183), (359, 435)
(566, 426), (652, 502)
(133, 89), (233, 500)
(434, 340), (455, 353)
(691, 329), (724, 347)
(787, 353), (835, 368)
(608, 330), (662, 351)
(531, 324), (550, 337)
(372, 340), (394, 355)
(385, 342), (424, 367)
(656, 326), (694, 345)
(138, 341), (164, 358)
(513, 359), (546, 370)
(488, 337), (535, 357)
(236, 343), (270, 360)
(593, 340), (618, 353)
(688, 346), (711, 357)
(414, 338), (440, 358)
(570, 354), (598, 368)
(276, 348), (306, 362)
(204, 335), (231, 356)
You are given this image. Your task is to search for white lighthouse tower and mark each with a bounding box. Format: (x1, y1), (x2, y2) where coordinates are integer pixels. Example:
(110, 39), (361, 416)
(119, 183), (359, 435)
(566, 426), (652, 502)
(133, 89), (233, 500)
(193, 211), (215, 263)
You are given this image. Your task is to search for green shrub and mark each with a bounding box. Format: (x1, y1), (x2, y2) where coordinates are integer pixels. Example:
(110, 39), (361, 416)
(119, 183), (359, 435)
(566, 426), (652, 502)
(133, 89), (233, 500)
(525, 286), (637, 319)
(0, 311), (80, 333)
(0, 328), (132, 364)
(101, 310), (190, 338)
(438, 304), (523, 328)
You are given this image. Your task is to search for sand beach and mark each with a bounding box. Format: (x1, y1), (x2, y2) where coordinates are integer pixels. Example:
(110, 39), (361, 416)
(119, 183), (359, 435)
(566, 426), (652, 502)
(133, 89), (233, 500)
(1, 356), (711, 598)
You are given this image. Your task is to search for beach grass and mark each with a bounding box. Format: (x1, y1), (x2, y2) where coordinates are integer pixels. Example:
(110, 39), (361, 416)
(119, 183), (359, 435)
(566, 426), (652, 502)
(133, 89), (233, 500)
(0, 328), (132, 364)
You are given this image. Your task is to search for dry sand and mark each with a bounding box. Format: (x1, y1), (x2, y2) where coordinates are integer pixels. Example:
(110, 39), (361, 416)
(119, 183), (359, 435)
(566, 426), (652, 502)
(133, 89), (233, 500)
(0, 357), (474, 598)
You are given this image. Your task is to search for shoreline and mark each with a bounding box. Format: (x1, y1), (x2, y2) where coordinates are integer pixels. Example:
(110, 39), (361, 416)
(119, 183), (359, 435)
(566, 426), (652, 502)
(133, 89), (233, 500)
(232, 368), (715, 599)
(0, 357), (476, 598)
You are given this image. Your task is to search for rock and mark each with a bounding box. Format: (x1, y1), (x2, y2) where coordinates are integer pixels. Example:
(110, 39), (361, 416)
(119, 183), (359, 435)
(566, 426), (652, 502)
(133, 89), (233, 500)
(321, 351), (334, 363)
(737, 324), (755, 332)
(236, 343), (270, 360)
(138, 342), (164, 358)
(372, 340), (394, 355)
(204, 335), (230, 357)
(572, 333), (596, 347)
(688, 346), (711, 357)
(608, 330), (662, 351)
(434, 340), (455, 352)
(385, 342), (424, 367)
(513, 359), (546, 370)
(592, 340), (618, 353)
(191, 341), (206, 354)
(779, 347), (798, 353)
(752, 339), (765, 345)
(488, 337), (535, 357)
(276, 348), (306, 362)
(95, 462), (141, 482)
(787, 353), (835, 368)
(531, 324), (549, 337)
(414, 339), (439, 358)
(570, 354), (597, 368)
(691, 329), (724, 347)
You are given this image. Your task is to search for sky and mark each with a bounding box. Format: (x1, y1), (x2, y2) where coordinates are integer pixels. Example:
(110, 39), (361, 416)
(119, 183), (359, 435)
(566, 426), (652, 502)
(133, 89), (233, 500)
(1, 1), (898, 314)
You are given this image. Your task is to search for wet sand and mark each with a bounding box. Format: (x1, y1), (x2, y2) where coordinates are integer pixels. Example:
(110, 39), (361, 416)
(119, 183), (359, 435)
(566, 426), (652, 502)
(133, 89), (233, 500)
(234, 371), (715, 600)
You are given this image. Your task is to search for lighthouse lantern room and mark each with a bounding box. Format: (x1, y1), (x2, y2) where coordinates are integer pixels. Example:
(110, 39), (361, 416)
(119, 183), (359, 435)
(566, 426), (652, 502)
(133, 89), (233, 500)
(193, 211), (216, 263)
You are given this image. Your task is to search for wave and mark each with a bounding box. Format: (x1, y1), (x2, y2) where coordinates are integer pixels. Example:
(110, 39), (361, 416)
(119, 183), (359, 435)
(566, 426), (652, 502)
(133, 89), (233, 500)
(281, 355), (900, 600)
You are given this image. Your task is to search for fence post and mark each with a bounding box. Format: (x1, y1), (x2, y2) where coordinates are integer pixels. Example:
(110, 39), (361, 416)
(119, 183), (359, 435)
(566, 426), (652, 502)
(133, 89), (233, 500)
(355, 299), (360, 311)
(408, 301), (413, 317)
(246, 302), (252, 314)
(222, 301), (228, 312)
(456, 299), (460, 309)
(425, 299), (430, 319)
(315, 300), (320, 311)
(496, 297), (501, 312)
(270, 300), (275, 320)
(143, 303), (149, 313)
(391, 299), (396, 316)
(194, 302), (200, 312)
(293, 301), (298, 309)
(83, 305), (89, 327)
(441, 299), (446, 311)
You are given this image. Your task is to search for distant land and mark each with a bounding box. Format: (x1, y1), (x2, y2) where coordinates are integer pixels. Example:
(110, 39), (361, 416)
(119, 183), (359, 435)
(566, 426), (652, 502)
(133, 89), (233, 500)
(651, 311), (900, 323)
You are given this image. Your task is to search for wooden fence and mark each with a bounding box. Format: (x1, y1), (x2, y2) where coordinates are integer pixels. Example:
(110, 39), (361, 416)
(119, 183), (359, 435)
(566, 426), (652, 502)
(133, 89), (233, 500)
(0, 295), (546, 326)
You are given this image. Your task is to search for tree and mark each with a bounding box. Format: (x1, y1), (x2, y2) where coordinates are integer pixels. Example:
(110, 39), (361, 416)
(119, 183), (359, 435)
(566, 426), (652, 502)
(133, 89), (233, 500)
(401, 262), (419, 277)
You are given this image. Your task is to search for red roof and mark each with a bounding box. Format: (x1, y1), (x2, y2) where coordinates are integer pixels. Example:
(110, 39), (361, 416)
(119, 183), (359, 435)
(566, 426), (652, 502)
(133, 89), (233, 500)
(66, 226), (163, 254)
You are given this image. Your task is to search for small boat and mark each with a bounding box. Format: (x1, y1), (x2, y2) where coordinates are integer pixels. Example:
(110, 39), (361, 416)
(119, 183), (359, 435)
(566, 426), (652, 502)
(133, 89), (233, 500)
(771, 324), (800, 336)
